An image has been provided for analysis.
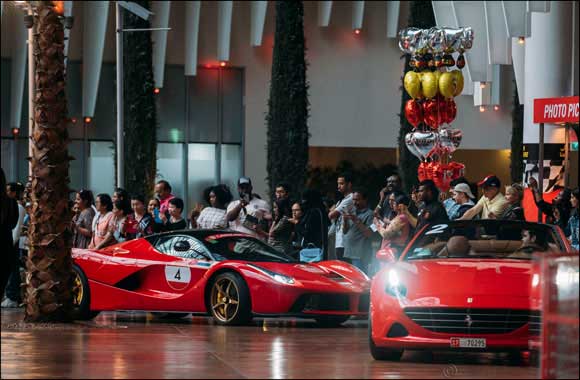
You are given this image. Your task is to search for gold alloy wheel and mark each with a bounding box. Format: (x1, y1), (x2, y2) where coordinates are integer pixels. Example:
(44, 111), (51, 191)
(210, 278), (240, 323)
(72, 272), (83, 306)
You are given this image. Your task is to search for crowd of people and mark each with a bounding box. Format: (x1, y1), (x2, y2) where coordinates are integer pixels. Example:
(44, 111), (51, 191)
(1, 166), (579, 308)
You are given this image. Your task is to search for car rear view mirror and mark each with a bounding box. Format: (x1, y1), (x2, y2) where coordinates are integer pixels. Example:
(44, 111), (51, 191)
(174, 241), (191, 252)
(376, 247), (396, 263)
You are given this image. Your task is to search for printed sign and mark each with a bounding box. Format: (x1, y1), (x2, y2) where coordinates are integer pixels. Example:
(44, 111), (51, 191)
(164, 266), (191, 291)
(533, 96), (579, 124)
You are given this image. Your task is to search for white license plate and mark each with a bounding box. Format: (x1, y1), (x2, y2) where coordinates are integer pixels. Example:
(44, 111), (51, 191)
(450, 337), (486, 348)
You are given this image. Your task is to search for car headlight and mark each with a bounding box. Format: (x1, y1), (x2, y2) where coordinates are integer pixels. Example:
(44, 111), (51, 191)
(385, 269), (407, 298)
(248, 264), (295, 285)
(532, 273), (540, 288)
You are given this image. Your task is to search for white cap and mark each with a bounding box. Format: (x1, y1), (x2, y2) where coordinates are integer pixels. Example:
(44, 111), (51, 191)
(452, 183), (475, 199)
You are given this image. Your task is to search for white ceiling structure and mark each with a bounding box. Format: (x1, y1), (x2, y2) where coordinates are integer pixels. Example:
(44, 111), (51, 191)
(0, 0), (572, 126)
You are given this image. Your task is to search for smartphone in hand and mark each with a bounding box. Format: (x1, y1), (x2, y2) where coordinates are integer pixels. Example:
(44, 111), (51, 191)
(153, 208), (162, 224)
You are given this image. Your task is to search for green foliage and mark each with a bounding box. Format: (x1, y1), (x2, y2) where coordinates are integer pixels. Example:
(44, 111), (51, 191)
(397, 1), (437, 193)
(266, 1), (310, 201)
(307, 161), (398, 208)
(510, 80), (524, 183)
(122, 0), (157, 199)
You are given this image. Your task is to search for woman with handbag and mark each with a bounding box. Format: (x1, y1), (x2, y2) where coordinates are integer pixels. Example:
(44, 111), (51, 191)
(292, 189), (329, 262)
(268, 198), (294, 255)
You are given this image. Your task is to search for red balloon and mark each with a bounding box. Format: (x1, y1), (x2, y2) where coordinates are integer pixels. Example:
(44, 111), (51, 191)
(432, 163), (453, 192)
(405, 99), (423, 129)
(444, 98), (457, 124)
(422, 97), (446, 130)
(417, 162), (429, 182)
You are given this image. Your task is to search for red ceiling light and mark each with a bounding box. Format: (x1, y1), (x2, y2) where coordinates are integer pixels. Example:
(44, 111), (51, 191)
(71, 117), (78, 124)
(219, 61), (227, 67)
(493, 105), (500, 111)
(153, 88), (160, 95)
(84, 117), (92, 124)
(205, 64), (212, 69)
(12, 127), (20, 136)
(479, 106), (486, 113)
(354, 28), (361, 35)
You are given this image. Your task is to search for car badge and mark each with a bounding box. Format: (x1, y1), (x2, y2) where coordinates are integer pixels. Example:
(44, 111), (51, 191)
(467, 297), (473, 303)
(465, 314), (473, 327)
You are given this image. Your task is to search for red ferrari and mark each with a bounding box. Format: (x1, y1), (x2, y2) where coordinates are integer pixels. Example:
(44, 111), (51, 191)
(72, 230), (370, 326)
(369, 220), (571, 360)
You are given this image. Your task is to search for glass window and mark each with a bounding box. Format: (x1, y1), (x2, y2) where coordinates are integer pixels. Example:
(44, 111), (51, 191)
(87, 64), (116, 140)
(203, 235), (297, 263)
(157, 65), (186, 143)
(220, 144), (242, 194)
(188, 143), (217, 207)
(66, 61), (83, 140)
(68, 140), (84, 192)
(157, 143), (185, 201)
(1, 138), (15, 181)
(87, 141), (115, 196)
(221, 68), (244, 144)
(187, 68), (218, 142)
(154, 234), (212, 260)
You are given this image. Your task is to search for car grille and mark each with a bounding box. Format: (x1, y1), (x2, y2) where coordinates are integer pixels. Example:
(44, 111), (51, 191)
(529, 310), (541, 335)
(358, 293), (370, 312)
(290, 293), (350, 312)
(404, 307), (538, 335)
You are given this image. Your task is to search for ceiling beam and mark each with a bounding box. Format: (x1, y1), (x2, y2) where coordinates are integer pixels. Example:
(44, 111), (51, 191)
(318, 1), (332, 27)
(184, 1), (200, 76)
(82, 1), (109, 118)
(250, 1), (267, 46)
(151, 1), (171, 88)
(63, 1), (73, 69)
(352, 1), (364, 30)
(484, 0), (511, 65)
(217, 1), (233, 62)
(10, 7), (27, 129)
(385, 1), (400, 38)
(511, 37), (525, 105)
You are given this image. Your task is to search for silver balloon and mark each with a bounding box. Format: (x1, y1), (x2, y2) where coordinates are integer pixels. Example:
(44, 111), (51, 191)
(428, 27), (446, 54)
(416, 29), (431, 54)
(439, 127), (463, 153)
(442, 27), (463, 52)
(460, 27), (474, 51)
(398, 28), (423, 54)
(410, 131), (439, 160)
(405, 132), (422, 160)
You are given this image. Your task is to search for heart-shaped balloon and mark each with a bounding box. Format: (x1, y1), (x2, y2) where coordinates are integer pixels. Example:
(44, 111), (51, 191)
(405, 133), (422, 160)
(422, 96), (446, 130)
(460, 27), (474, 52)
(417, 162), (429, 182)
(405, 99), (423, 128)
(442, 27), (463, 52)
(448, 161), (465, 180)
(443, 98), (457, 124)
(410, 131), (439, 159)
(432, 163), (453, 192)
(439, 127), (463, 153)
(428, 27), (446, 54)
(398, 28), (423, 54)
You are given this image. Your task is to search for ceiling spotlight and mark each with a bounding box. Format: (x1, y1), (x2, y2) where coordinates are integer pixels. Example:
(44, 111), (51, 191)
(354, 28), (361, 35)
(493, 105), (500, 111)
(12, 127), (20, 136)
(480, 82), (487, 89)
(479, 106), (486, 112)
(518, 36), (525, 45)
(153, 88), (160, 95)
(71, 117), (78, 124)
(219, 61), (227, 67)
(84, 117), (92, 124)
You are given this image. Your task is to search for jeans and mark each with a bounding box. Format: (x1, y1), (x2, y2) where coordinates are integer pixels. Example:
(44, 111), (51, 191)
(350, 258), (369, 275)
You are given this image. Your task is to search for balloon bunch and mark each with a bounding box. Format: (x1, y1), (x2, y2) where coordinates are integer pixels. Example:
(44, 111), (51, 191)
(398, 26), (474, 192)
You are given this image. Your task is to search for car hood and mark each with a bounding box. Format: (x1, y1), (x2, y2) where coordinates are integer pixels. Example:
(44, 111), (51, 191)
(393, 259), (534, 304)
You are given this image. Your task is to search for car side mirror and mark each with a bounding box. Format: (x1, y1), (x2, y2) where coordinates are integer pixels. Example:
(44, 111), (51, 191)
(174, 241), (191, 252)
(376, 247), (396, 263)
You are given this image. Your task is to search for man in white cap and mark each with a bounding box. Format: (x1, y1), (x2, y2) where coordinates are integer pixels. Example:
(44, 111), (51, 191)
(449, 183), (475, 220)
(226, 176), (271, 240)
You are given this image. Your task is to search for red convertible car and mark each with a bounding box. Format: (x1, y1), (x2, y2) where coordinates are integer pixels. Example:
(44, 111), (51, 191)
(369, 220), (571, 360)
(72, 230), (370, 326)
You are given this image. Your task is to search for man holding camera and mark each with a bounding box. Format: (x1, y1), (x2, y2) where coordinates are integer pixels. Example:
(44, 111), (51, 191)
(226, 177), (271, 240)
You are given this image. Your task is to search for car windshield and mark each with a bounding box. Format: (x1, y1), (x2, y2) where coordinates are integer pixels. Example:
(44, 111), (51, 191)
(203, 234), (298, 263)
(404, 221), (561, 261)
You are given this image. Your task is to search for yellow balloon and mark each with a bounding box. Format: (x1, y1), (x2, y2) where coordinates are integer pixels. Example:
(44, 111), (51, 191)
(452, 70), (464, 96)
(404, 71), (422, 99)
(421, 71), (438, 99)
(439, 72), (457, 99)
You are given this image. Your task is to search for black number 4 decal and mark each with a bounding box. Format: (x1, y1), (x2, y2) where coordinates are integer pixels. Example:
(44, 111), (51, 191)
(174, 269), (181, 280)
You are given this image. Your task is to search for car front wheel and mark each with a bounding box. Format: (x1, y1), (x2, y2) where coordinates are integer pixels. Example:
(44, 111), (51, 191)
(369, 318), (403, 361)
(208, 272), (252, 326)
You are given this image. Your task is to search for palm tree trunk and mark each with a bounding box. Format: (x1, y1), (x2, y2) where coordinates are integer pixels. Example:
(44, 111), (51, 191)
(24, 1), (74, 322)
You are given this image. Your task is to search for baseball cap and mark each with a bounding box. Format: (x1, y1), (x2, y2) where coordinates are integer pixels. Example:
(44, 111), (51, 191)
(452, 183), (475, 199)
(238, 176), (252, 186)
(477, 175), (501, 188)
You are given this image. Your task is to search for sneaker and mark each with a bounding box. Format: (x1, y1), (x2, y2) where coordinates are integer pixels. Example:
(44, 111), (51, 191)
(1, 298), (19, 308)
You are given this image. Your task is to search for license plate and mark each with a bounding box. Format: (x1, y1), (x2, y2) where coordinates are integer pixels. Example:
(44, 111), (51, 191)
(450, 337), (486, 348)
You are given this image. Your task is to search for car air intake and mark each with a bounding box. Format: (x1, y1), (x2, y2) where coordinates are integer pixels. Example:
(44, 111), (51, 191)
(404, 307), (536, 335)
(358, 293), (370, 312)
(387, 323), (409, 338)
(529, 310), (541, 336)
(290, 293), (350, 312)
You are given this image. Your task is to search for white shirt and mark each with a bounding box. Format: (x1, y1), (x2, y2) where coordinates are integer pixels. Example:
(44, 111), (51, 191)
(226, 197), (271, 238)
(334, 193), (354, 249)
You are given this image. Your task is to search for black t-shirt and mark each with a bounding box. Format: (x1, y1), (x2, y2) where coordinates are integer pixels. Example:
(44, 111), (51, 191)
(417, 200), (449, 229)
(162, 218), (187, 232)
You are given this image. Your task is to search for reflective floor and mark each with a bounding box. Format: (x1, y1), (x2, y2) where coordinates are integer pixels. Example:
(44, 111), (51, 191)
(1, 310), (537, 379)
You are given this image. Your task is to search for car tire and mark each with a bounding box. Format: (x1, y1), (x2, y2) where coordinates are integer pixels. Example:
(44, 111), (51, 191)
(207, 272), (252, 326)
(72, 264), (100, 321)
(369, 318), (403, 361)
(315, 316), (350, 327)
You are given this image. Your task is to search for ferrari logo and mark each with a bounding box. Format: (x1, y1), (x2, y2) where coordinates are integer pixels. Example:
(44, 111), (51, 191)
(465, 314), (473, 327)
(467, 297), (473, 303)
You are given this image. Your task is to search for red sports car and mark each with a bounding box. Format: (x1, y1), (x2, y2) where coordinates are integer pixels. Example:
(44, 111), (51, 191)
(369, 220), (571, 360)
(72, 230), (370, 326)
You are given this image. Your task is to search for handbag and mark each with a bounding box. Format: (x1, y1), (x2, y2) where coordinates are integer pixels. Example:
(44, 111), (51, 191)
(299, 209), (326, 263)
(300, 243), (324, 263)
